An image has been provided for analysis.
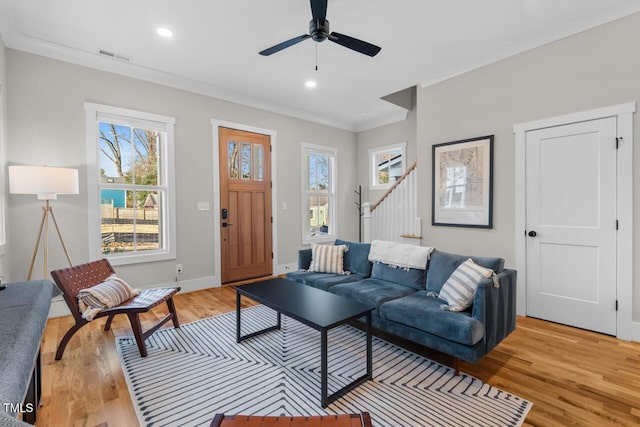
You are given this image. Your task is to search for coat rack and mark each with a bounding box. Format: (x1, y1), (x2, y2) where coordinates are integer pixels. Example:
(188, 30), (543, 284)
(354, 185), (363, 242)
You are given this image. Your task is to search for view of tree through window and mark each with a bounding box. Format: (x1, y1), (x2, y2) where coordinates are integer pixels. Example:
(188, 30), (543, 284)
(99, 121), (163, 255)
(370, 143), (406, 189)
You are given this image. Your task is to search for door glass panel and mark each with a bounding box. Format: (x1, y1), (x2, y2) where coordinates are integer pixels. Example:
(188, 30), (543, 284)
(253, 144), (264, 181)
(228, 140), (239, 179)
(241, 142), (251, 180)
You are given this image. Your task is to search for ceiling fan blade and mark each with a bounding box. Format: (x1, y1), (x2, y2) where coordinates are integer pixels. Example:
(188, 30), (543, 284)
(310, 0), (327, 22)
(329, 32), (381, 57)
(259, 34), (311, 56)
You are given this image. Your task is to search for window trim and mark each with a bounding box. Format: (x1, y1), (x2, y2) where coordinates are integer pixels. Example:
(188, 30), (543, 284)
(85, 102), (176, 265)
(369, 141), (407, 190)
(301, 142), (338, 245)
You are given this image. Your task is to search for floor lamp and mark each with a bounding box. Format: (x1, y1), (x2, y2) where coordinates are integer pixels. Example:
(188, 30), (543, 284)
(9, 165), (79, 280)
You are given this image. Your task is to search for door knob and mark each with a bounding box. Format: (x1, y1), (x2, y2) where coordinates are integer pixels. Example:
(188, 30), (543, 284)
(528, 230), (537, 237)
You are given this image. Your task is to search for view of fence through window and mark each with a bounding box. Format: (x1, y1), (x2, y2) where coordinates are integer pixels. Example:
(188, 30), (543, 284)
(99, 122), (163, 254)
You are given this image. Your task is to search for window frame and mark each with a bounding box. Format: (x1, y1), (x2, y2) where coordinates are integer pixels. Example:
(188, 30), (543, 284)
(369, 141), (407, 190)
(85, 102), (176, 265)
(301, 142), (338, 245)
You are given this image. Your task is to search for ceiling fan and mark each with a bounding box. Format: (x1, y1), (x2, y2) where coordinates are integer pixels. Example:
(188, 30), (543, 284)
(259, 0), (381, 57)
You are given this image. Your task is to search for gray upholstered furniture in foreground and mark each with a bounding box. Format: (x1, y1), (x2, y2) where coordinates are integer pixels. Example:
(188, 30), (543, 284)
(0, 280), (55, 424)
(287, 240), (517, 375)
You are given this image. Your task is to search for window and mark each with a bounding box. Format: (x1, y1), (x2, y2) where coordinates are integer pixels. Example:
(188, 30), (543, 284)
(369, 142), (406, 189)
(302, 143), (337, 244)
(85, 103), (176, 265)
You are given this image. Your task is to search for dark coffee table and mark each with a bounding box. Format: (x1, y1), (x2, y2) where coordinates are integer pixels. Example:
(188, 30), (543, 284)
(235, 278), (375, 408)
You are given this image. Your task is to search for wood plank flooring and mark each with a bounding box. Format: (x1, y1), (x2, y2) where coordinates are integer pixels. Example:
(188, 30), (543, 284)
(36, 285), (640, 427)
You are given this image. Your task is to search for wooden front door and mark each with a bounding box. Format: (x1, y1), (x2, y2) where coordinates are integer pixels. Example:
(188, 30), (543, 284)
(219, 127), (272, 283)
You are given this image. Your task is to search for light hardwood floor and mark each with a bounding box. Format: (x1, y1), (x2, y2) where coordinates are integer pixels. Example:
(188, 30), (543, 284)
(37, 285), (640, 427)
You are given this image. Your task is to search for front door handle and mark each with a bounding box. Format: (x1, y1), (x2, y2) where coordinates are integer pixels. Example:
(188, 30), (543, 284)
(222, 222), (233, 228)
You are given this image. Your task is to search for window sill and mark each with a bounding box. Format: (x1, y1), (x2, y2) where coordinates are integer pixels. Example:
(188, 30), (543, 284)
(102, 249), (176, 266)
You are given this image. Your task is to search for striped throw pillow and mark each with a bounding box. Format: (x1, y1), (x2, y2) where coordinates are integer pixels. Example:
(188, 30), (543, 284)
(437, 259), (495, 312)
(77, 274), (140, 321)
(309, 244), (348, 275)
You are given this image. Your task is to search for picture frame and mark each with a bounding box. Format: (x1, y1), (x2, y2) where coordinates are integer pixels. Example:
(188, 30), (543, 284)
(432, 135), (494, 228)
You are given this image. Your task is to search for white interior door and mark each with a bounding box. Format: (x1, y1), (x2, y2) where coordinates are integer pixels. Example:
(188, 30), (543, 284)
(525, 117), (617, 335)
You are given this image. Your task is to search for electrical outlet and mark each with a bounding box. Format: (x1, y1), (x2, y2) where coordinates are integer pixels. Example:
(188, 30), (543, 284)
(176, 264), (183, 275)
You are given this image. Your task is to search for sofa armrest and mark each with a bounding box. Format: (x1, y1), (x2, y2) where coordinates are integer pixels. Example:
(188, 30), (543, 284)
(298, 248), (312, 270)
(471, 268), (517, 351)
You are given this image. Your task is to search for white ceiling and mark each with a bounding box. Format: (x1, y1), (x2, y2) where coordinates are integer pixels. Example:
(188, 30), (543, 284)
(1, 0), (639, 131)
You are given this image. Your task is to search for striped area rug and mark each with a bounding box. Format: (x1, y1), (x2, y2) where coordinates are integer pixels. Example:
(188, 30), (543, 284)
(117, 305), (531, 427)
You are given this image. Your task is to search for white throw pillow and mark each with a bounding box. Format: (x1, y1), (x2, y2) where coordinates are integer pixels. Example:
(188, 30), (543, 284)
(437, 259), (495, 312)
(309, 244), (348, 275)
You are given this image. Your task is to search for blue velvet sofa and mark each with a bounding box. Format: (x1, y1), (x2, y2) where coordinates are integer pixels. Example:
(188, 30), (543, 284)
(286, 239), (517, 374)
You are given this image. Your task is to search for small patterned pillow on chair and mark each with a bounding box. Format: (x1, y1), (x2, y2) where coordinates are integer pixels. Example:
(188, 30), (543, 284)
(436, 258), (497, 312)
(308, 244), (348, 275)
(77, 274), (140, 321)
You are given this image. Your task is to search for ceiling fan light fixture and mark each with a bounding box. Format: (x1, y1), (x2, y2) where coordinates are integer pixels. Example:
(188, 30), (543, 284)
(259, 0), (381, 57)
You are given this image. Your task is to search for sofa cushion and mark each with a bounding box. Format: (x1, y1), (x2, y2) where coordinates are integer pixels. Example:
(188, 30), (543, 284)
(426, 250), (504, 293)
(379, 291), (484, 346)
(329, 279), (416, 315)
(335, 239), (372, 277)
(370, 262), (426, 290)
(285, 271), (363, 291)
(309, 244), (348, 274)
(438, 259), (496, 312)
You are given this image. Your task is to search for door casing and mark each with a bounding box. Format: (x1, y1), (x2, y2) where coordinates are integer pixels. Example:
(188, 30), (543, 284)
(514, 102), (636, 340)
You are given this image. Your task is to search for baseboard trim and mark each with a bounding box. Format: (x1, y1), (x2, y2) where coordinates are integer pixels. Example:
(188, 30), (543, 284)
(629, 321), (640, 343)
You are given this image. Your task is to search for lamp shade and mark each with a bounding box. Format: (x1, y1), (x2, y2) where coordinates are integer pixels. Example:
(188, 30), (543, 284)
(9, 165), (79, 200)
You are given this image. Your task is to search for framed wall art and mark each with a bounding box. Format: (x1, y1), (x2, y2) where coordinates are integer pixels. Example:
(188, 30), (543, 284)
(432, 135), (494, 228)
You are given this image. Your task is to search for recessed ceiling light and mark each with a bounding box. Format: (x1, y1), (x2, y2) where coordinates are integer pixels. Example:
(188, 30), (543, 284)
(156, 27), (173, 38)
(305, 80), (317, 89)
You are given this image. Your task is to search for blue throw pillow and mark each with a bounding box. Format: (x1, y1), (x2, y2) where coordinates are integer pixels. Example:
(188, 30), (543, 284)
(426, 250), (504, 293)
(335, 239), (372, 277)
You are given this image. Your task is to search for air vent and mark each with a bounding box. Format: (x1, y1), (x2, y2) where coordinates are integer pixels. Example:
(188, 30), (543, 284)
(98, 49), (131, 62)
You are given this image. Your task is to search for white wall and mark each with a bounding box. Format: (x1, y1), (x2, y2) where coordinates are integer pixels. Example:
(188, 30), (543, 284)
(415, 12), (640, 322)
(5, 49), (358, 288)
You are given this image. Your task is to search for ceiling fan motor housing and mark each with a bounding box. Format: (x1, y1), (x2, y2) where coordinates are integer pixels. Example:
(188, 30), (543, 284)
(309, 19), (330, 42)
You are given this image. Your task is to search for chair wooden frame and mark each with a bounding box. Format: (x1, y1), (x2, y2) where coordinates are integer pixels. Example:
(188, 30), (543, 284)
(51, 258), (180, 360)
(210, 412), (373, 427)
